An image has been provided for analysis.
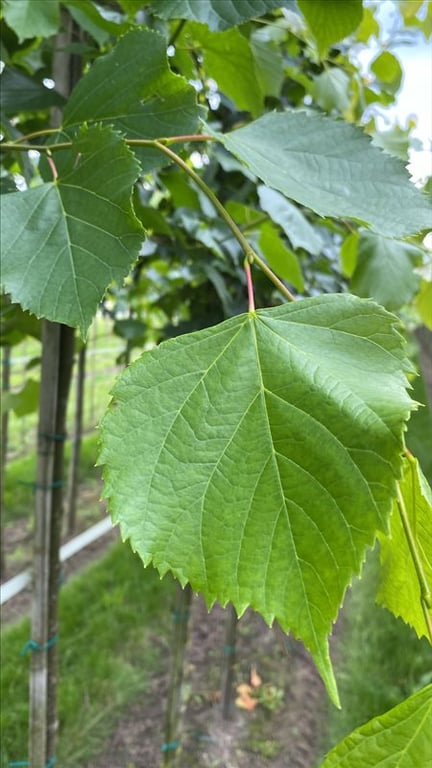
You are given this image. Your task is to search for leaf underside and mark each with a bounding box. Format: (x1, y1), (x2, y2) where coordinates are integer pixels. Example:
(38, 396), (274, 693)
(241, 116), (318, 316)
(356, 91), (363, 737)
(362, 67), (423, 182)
(100, 294), (413, 703)
(154, 0), (286, 31)
(215, 111), (432, 238)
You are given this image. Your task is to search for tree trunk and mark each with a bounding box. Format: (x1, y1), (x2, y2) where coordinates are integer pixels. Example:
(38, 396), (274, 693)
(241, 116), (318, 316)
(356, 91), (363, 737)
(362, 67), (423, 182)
(66, 344), (86, 534)
(163, 583), (193, 766)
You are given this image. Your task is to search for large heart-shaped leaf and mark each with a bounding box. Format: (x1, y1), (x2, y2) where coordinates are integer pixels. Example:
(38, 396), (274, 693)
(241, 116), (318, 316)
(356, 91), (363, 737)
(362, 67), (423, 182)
(321, 685), (432, 767)
(63, 28), (205, 172)
(214, 111), (432, 237)
(100, 294), (413, 702)
(0, 125), (143, 336)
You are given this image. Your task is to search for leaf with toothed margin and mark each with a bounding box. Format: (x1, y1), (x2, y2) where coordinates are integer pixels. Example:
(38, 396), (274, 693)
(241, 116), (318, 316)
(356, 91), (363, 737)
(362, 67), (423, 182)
(377, 454), (432, 641)
(212, 111), (432, 238)
(321, 685), (432, 767)
(63, 28), (205, 173)
(99, 293), (414, 704)
(0, 124), (144, 337)
(154, 0), (288, 31)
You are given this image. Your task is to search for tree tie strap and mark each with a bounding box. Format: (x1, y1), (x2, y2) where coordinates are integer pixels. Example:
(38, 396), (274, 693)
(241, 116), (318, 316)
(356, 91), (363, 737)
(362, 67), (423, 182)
(18, 480), (63, 490)
(223, 644), (236, 655)
(39, 432), (67, 442)
(161, 741), (180, 752)
(171, 609), (189, 622)
(20, 634), (59, 656)
(9, 760), (56, 768)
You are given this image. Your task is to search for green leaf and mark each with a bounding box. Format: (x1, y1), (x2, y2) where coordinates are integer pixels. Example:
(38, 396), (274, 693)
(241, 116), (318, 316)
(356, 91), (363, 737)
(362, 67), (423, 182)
(214, 111), (432, 237)
(399, 0), (424, 20)
(258, 222), (304, 290)
(250, 27), (284, 99)
(188, 24), (263, 116)
(372, 123), (412, 161)
(371, 51), (403, 94)
(100, 294), (413, 704)
(406, 368), (432, 486)
(63, 29), (205, 172)
(1, 66), (66, 113)
(340, 231), (359, 278)
(3, 0), (60, 42)
(0, 297), (41, 345)
(355, 6), (379, 43)
(154, 0), (286, 31)
(113, 318), (146, 342)
(2, 378), (40, 417)
(297, 0), (363, 57)
(416, 280), (432, 329)
(350, 232), (422, 311)
(65, 0), (128, 46)
(0, 125), (143, 337)
(257, 185), (323, 256)
(312, 68), (351, 114)
(321, 685), (432, 767)
(116, 0), (143, 14)
(377, 455), (432, 640)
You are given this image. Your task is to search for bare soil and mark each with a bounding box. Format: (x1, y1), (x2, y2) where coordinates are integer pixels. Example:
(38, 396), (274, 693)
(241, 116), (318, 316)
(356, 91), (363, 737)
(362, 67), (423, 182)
(91, 595), (326, 768)
(3, 487), (327, 768)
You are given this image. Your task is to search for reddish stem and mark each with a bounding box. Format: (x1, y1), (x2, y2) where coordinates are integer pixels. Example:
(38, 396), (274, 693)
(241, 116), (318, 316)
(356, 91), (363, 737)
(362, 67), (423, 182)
(47, 154), (58, 181)
(245, 260), (255, 312)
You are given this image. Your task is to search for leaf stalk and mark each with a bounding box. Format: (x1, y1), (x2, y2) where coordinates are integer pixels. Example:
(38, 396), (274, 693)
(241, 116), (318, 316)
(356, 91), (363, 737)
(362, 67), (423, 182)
(151, 141), (296, 302)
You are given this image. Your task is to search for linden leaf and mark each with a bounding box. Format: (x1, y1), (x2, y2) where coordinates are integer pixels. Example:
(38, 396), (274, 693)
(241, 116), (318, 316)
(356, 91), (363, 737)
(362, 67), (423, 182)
(1, 125), (143, 336)
(100, 294), (413, 704)
(214, 111), (432, 237)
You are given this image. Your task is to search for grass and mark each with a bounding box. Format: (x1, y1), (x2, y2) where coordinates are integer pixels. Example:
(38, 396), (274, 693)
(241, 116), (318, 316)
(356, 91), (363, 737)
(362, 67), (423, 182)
(1, 541), (176, 767)
(3, 431), (102, 525)
(4, 314), (124, 460)
(317, 548), (432, 763)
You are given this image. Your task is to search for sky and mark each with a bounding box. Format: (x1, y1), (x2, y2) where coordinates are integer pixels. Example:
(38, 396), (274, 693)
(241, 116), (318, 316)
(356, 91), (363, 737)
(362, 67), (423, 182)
(361, 0), (432, 182)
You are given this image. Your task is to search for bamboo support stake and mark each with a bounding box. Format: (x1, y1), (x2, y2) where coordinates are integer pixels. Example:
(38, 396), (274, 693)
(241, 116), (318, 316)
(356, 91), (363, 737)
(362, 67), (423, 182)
(163, 583), (193, 766)
(221, 604), (238, 719)
(30, 321), (61, 766)
(66, 344), (86, 534)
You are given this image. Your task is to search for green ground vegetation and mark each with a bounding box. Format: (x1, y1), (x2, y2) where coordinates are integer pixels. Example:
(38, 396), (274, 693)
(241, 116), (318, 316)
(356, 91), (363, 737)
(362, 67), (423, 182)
(4, 314), (124, 459)
(3, 431), (101, 525)
(1, 542), (176, 767)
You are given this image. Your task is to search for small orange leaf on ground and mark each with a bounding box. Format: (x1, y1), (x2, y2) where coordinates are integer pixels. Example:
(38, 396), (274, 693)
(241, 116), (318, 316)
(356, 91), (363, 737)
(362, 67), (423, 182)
(236, 683), (258, 711)
(250, 665), (262, 688)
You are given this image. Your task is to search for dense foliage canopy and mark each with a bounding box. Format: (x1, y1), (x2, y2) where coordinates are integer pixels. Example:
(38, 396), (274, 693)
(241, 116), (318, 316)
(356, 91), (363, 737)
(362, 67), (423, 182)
(1, 1), (431, 764)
